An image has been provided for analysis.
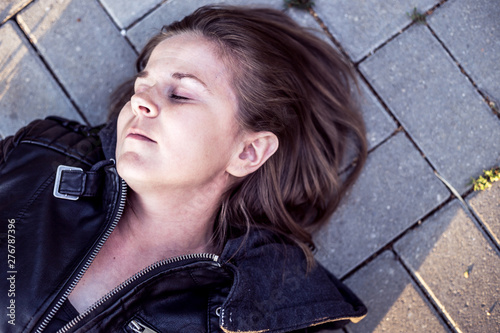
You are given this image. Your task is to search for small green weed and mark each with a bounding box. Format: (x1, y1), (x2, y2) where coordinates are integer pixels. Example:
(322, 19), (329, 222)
(471, 167), (500, 191)
(284, 0), (314, 10)
(407, 7), (426, 24)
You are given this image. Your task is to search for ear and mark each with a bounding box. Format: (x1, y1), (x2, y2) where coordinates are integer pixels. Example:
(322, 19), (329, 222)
(226, 131), (279, 178)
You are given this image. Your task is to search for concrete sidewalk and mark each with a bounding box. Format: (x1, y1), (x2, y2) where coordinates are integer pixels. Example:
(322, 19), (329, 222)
(1, 0), (499, 332)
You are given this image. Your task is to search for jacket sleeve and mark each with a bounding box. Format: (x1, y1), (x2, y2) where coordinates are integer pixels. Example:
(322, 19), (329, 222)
(0, 117), (105, 168)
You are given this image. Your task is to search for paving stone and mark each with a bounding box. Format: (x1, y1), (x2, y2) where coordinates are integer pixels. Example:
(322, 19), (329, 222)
(127, 0), (208, 51)
(394, 200), (500, 332)
(340, 78), (397, 171)
(360, 24), (500, 194)
(344, 251), (450, 333)
(100, 0), (163, 29)
(356, 79), (397, 150)
(285, 7), (335, 47)
(314, 132), (449, 277)
(17, 0), (137, 125)
(468, 181), (500, 247)
(0, 0), (32, 23)
(0, 21), (81, 138)
(428, 0), (500, 105)
(313, 0), (439, 62)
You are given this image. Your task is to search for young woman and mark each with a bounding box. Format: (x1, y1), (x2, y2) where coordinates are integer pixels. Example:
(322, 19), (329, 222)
(0, 5), (367, 332)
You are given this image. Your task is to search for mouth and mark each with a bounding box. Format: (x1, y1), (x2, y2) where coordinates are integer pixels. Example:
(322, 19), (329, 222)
(126, 128), (156, 143)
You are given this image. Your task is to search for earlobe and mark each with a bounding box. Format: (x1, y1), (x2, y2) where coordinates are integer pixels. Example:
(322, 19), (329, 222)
(227, 132), (278, 178)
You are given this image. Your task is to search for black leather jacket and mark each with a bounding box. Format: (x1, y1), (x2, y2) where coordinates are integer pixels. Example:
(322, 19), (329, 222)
(0, 117), (366, 332)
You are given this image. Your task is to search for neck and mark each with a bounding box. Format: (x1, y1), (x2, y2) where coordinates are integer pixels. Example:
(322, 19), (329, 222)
(116, 182), (226, 259)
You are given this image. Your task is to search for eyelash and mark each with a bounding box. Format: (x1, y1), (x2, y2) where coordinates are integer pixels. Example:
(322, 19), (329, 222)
(169, 93), (189, 101)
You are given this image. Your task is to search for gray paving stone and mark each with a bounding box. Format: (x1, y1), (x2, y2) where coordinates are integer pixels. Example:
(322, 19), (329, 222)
(468, 181), (500, 247)
(340, 78), (397, 171)
(285, 7), (335, 47)
(127, 0), (216, 52)
(314, 132), (449, 277)
(100, 0), (163, 29)
(356, 79), (397, 150)
(0, 21), (81, 138)
(394, 200), (500, 333)
(17, 0), (137, 125)
(0, 0), (32, 23)
(360, 24), (500, 194)
(313, 0), (439, 62)
(428, 0), (500, 105)
(344, 251), (450, 333)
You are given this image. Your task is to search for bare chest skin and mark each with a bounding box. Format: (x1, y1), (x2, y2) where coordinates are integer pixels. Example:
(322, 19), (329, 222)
(67, 218), (214, 313)
(68, 230), (162, 313)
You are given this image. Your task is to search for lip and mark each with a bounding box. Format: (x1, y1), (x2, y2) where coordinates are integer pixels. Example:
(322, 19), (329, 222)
(126, 128), (156, 143)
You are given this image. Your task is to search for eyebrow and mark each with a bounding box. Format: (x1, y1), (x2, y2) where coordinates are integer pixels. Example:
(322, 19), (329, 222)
(172, 72), (208, 90)
(136, 70), (209, 92)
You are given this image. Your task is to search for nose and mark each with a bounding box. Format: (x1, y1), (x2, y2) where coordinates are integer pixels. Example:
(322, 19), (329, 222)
(131, 88), (159, 118)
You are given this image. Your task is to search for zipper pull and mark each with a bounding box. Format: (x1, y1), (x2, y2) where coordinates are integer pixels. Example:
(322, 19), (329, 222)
(128, 319), (159, 333)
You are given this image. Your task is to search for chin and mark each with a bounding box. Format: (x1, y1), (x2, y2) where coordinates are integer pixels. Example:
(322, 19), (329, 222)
(116, 155), (143, 183)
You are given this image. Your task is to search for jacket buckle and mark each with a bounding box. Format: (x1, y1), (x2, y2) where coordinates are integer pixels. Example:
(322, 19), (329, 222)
(53, 165), (83, 201)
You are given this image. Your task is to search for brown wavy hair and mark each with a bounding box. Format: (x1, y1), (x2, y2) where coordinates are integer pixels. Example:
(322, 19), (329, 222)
(110, 5), (367, 262)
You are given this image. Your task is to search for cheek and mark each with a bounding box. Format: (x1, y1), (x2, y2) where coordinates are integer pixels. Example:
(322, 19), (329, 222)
(201, 123), (240, 167)
(115, 104), (132, 154)
(116, 103), (131, 134)
(166, 118), (234, 173)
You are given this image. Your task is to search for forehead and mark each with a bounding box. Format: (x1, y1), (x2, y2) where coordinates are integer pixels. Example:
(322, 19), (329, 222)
(147, 33), (230, 84)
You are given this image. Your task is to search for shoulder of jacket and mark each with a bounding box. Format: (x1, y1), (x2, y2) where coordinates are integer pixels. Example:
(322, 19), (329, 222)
(22, 116), (104, 140)
(3, 116), (105, 166)
(219, 229), (367, 332)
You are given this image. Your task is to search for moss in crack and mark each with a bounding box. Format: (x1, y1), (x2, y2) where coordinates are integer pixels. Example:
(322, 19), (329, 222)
(407, 7), (427, 24)
(471, 167), (500, 191)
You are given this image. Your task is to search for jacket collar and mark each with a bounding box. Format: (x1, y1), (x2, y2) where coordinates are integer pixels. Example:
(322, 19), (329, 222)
(219, 229), (367, 332)
(98, 118), (117, 161)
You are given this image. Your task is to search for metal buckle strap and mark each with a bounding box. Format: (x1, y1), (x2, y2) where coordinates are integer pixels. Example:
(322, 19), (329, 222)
(53, 165), (104, 200)
(53, 165), (83, 200)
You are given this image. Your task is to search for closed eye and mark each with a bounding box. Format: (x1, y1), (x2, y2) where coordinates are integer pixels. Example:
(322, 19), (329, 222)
(170, 94), (190, 101)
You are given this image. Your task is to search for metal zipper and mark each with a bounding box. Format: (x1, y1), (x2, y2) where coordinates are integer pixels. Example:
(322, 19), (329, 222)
(128, 319), (159, 333)
(35, 175), (128, 333)
(56, 252), (219, 333)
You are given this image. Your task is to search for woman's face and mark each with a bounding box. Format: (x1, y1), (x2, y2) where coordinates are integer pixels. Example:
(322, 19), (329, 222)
(116, 33), (242, 192)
